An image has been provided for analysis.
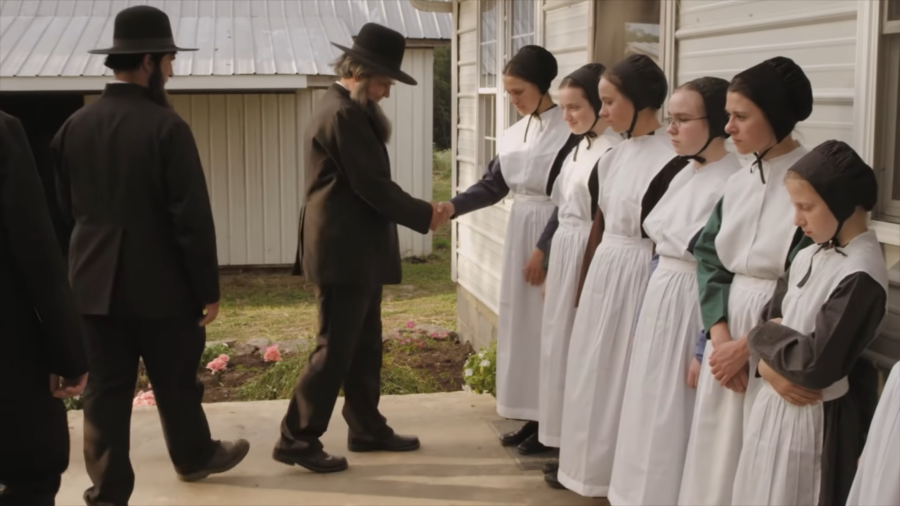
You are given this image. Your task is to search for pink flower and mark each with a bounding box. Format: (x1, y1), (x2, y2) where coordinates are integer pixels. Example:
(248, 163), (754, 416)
(416, 341), (425, 349)
(206, 355), (228, 373)
(406, 321), (415, 329)
(133, 389), (156, 407)
(263, 345), (282, 363)
(432, 332), (447, 340)
(401, 339), (411, 345)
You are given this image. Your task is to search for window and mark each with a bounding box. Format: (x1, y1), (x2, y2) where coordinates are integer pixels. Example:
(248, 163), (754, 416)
(877, 0), (900, 223)
(480, 0), (499, 89)
(481, 94), (498, 170)
(506, 0), (536, 128)
(590, 0), (661, 69)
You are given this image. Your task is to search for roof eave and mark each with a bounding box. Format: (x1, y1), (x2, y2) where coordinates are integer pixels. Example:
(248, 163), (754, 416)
(0, 75), (309, 93)
(409, 0), (452, 13)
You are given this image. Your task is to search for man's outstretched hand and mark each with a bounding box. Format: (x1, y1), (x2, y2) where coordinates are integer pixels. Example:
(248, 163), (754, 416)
(430, 201), (454, 231)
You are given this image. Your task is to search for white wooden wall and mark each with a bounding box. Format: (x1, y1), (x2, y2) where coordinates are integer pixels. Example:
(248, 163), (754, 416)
(543, 0), (591, 96)
(83, 49), (434, 267)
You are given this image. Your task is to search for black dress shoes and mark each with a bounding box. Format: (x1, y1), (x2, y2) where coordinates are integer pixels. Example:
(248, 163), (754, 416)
(348, 433), (421, 452)
(517, 432), (551, 455)
(178, 439), (251, 482)
(544, 469), (565, 490)
(272, 447), (349, 474)
(542, 461), (559, 474)
(500, 420), (537, 446)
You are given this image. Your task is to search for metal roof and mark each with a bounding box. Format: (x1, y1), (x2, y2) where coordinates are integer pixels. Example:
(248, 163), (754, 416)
(0, 0), (451, 78)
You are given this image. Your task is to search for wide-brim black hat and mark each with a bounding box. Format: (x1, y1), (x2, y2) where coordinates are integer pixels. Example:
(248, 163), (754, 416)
(331, 23), (417, 85)
(89, 5), (197, 55)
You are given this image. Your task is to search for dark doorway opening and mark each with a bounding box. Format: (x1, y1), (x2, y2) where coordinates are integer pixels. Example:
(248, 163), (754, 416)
(0, 93), (85, 247)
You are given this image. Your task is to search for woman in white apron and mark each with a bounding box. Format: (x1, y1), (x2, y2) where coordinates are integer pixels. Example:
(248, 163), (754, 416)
(608, 77), (741, 506)
(550, 55), (676, 496)
(678, 56), (816, 506)
(534, 63), (622, 462)
(731, 140), (888, 506)
(442, 45), (573, 451)
(847, 360), (900, 506)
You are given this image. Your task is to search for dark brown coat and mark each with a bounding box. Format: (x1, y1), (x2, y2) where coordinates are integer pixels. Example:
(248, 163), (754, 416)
(51, 83), (219, 317)
(295, 84), (433, 287)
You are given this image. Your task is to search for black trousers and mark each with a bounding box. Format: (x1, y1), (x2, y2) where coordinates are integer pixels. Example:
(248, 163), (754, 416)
(0, 474), (59, 506)
(81, 316), (216, 506)
(278, 285), (392, 452)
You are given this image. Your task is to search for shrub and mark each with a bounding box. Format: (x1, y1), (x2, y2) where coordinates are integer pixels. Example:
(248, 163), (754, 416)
(462, 340), (497, 396)
(200, 343), (234, 372)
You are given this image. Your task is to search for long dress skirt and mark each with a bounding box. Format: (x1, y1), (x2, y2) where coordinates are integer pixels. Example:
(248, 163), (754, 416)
(731, 379), (852, 506)
(846, 361), (900, 506)
(495, 195), (557, 421)
(557, 234), (654, 497)
(678, 274), (777, 505)
(537, 220), (592, 447)
(608, 256), (702, 506)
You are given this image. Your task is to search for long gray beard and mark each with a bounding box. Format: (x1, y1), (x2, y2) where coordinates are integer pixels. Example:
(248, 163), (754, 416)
(351, 82), (392, 144)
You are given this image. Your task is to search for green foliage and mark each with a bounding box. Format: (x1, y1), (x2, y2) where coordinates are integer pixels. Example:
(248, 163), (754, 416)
(433, 45), (452, 150)
(380, 355), (441, 395)
(63, 396), (83, 411)
(200, 343), (234, 372)
(462, 340), (497, 397)
(237, 351), (310, 401)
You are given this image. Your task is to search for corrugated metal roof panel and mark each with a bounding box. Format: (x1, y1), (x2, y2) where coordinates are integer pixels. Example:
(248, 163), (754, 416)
(0, 0), (449, 78)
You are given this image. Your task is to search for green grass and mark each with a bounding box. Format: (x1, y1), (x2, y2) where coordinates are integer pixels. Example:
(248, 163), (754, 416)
(206, 150), (456, 344)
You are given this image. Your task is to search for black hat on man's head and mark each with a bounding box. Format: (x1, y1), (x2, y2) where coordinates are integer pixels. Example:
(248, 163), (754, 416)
(89, 5), (197, 55)
(332, 23), (417, 85)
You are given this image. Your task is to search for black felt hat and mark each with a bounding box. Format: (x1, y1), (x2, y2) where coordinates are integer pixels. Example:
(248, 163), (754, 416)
(332, 23), (417, 86)
(89, 5), (197, 55)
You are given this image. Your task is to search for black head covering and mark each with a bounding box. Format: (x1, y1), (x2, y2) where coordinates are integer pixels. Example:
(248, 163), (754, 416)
(678, 76), (731, 164)
(564, 63), (606, 117)
(790, 140), (877, 239)
(788, 140), (877, 286)
(732, 56), (813, 182)
(608, 54), (668, 138)
(504, 45), (558, 96)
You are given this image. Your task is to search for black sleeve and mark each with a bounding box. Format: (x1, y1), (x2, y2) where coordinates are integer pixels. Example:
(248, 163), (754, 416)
(749, 272), (888, 390)
(545, 133), (582, 195)
(640, 156), (690, 238)
(51, 126), (73, 257)
(536, 207), (559, 255)
(332, 107), (434, 234)
(0, 113), (87, 379)
(161, 119), (221, 306)
(449, 156), (509, 218)
(588, 161), (601, 217)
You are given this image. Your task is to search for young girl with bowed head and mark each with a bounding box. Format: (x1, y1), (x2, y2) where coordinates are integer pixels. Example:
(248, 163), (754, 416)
(549, 54), (677, 495)
(678, 56), (816, 505)
(440, 45), (575, 451)
(534, 62), (622, 459)
(731, 140), (888, 506)
(847, 360), (900, 506)
(608, 76), (741, 506)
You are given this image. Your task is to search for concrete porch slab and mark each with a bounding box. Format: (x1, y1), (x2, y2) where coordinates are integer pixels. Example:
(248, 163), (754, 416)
(59, 392), (606, 506)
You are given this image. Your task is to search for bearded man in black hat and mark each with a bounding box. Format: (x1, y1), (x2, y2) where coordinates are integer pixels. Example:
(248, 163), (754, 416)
(50, 6), (248, 505)
(272, 23), (445, 474)
(0, 110), (88, 506)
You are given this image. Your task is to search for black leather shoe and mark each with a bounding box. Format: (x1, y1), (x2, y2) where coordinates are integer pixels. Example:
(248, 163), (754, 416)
(348, 433), (420, 452)
(517, 432), (551, 455)
(500, 420), (537, 446)
(272, 447), (348, 473)
(542, 461), (559, 474)
(178, 439), (250, 482)
(544, 469), (565, 490)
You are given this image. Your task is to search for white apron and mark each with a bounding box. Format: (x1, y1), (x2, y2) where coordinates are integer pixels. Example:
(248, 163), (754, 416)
(609, 154), (741, 506)
(733, 231), (889, 506)
(538, 132), (621, 447)
(847, 360), (900, 506)
(557, 129), (674, 497)
(679, 146), (809, 506)
(495, 106), (572, 420)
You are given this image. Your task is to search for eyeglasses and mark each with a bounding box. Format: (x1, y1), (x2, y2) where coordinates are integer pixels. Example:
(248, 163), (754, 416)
(665, 116), (707, 127)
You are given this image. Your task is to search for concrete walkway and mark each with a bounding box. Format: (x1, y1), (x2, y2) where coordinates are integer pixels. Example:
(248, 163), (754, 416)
(59, 392), (606, 505)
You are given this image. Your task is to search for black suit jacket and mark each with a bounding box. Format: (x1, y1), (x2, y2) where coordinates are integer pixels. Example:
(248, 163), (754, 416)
(296, 84), (433, 286)
(0, 110), (88, 480)
(52, 83), (219, 317)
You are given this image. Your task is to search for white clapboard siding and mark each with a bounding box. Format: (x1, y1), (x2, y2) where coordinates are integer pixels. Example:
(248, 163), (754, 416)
(543, 0), (591, 96)
(676, 0), (858, 154)
(81, 53), (434, 267)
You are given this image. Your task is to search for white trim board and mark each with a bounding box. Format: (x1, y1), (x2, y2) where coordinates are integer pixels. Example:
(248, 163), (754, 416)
(0, 75), (309, 92)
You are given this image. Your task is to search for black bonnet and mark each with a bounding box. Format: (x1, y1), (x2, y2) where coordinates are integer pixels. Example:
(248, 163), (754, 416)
(504, 45), (558, 96)
(563, 63), (606, 116)
(678, 76), (731, 163)
(731, 56), (813, 144)
(608, 54), (668, 138)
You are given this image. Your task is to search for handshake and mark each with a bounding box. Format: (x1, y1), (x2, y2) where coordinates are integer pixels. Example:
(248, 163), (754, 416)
(429, 201), (454, 231)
